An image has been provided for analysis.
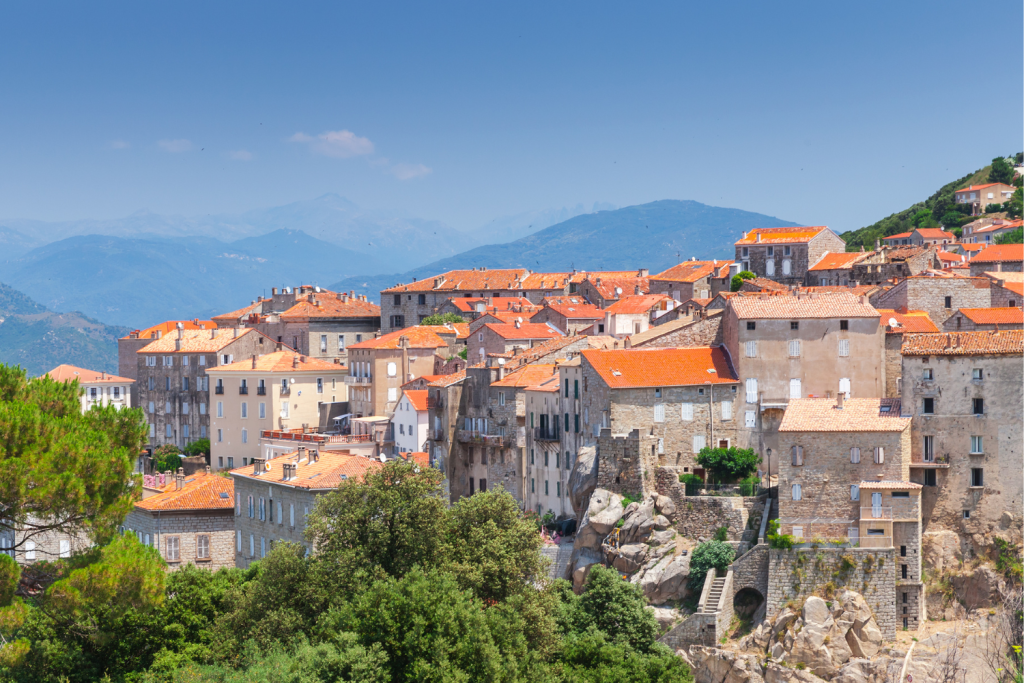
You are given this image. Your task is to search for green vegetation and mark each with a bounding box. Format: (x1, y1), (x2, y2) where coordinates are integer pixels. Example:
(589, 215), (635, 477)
(696, 446), (760, 484)
(988, 156), (1016, 184)
(152, 444), (183, 473)
(184, 438), (211, 458)
(730, 270), (755, 292)
(458, 348), (468, 360)
(679, 473), (703, 495)
(996, 226), (1023, 245)
(420, 312), (465, 325)
(767, 520), (796, 550)
(0, 459), (693, 682)
(714, 527), (729, 542)
(689, 541), (735, 593)
(738, 474), (761, 497)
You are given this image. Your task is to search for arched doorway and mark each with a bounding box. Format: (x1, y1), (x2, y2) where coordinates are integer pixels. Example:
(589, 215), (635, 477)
(733, 587), (764, 618)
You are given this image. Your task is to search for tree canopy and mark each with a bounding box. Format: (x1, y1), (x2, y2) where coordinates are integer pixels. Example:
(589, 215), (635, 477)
(730, 271), (755, 292)
(420, 312), (464, 325)
(696, 446), (760, 483)
(989, 156), (1015, 184)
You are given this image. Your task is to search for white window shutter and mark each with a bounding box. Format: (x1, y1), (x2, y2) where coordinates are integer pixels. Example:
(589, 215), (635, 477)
(745, 411), (756, 428)
(789, 340), (800, 357)
(692, 435), (706, 453)
(746, 341), (757, 358)
(681, 403), (694, 421)
(782, 259), (791, 275)
(839, 339), (850, 357)
(653, 403), (665, 422)
(839, 378), (851, 398)
(789, 379), (801, 399)
(792, 484), (802, 500)
(766, 260), (775, 276)
(745, 378), (758, 404)
(721, 401), (732, 420)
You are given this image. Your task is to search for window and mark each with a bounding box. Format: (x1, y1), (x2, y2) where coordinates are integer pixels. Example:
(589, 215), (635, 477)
(784, 246), (791, 256)
(789, 340), (800, 357)
(393, 294), (401, 305)
(149, 423), (155, 437)
(241, 402), (247, 418)
(653, 403), (665, 423)
(792, 484), (802, 501)
(388, 387), (398, 402)
(386, 362), (397, 378)
(197, 535), (210, 559)
(767, 246), (774, 257)
(478, 332), (483, 342)
(653, 387), (661, 399)
(971, 468), (984, 487)
(217, 429), (223, 442)
(499, 391), (505, 406)
(166, 536), (180, 562)
(261, 537), (266, 558)
(555, 452), (560, 468)
(721, 401), (732, 420)
(850, 447), (861, 463)
(259, 402), (266, 419)
(923, 397), (934, 414)
(840, 320), (848, 331)
(963, 509), (971, 519)
(199, 355), (206, 366)
(789, 378), (801, 399)
(165, 424), (172, 438)
(237, 530), (242, 552)
(217, 401), (223, 418)
(838, 339), (850, 357)
(281, 402), (290, 418)
(766, 259), (775, 276)
(241, 428), (248, 444)
(148, 401), (155, 413)
(166, 377), (171, 390)
(565, 379), (570, 397)
(746, 321), (756, 331)
(166, 400), (173, 414)
(789, 321), (799, 331)
(574, 379), (579, 398)
(970, 436), (983, 454)
(182, 377), (189, 391)
(199, 402), (206, 415)
(901, 564), (908, 579)
(923, 368), (933, 380)
(745, 341), (757, 358)
(148, 377), (155, 390)
(791, 446), (803, 466)
(317, 378), (323, 394)
(924, 470), (936, 486)
(574, 414), (580, 433)
(972, 398), (984, 415)
(183, 424), (190, 438)
(692, 435), (706, 453)
(146, 356), (156, 367)
(289, 504), (295, 527)
(873, 447), (884, 464)
(545, 480), (549, 495)
(248, 495), (254, 518)
(782, 259), (792, 275)
(850, 485), (859, 501)
(972, 368), (983, 380)
(745, 410), (756, 428)
(227, 456), (233, 468)
(742, 247), (749, 257)
(944, 296), (952, 309)
(417, 294), (426, 305)
(531, 478), (535, 493)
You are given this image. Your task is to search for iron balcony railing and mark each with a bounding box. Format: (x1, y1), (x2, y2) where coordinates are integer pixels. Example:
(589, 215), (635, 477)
(239, 386), (248, 395)
(214, 386), (224, 395)
(533, 426), (561, 441)
(256, 386), (266, 395)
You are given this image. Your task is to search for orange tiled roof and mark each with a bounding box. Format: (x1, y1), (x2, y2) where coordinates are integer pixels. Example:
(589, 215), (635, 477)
(137, 328), (260, 354)
(348, 326), (449, 350)
(876, 309), (940, 334)
(568, 270), (643, 285)
(486, 334), (586, 367)
(914, 228), (955, 240)
(971, 244), (1023, 264)
(801, 285), (879, 296)
(735, 226), (829, 245)
(604, 294), (670, 315)
(211, 302), (262, 324)
(858, 480), (923, 490)
(975, 219), (1023, 234)
(937, 251), (965, 263)
(476, 310), (540, 325)
(582, 346), (738, 388)
(446, 297), (539, 313)
(402, 389), (429, 411)
(585, 275), (650, 300)
(901, 330), (1024, 356)
(955, 182), (1010, 193)
(729, 291), (879, 320)
(808, 252), (869, 271)
(405, 451), (429, 468)
(280, 291), (381, 320)
(519, 272), (570, 290)
(230, 450), (382, 490)
(491, 363), (558, 388)
(651, 260), (732, 283)
(45, 364), (134, 384)
(427, 370), (467, 388)
(779, 398), (908, 432)
(123, 319), (217, 340)
(481, 322), (563, 340)
(210, 350), (346, 373)
(382, 269), (530, 294)
(957, 308), (1024, 325)
(543, 301), (605, 319)
(135, 472), (234, 512)
(884, 232), (913, 240)
(745, 278), (788, 291)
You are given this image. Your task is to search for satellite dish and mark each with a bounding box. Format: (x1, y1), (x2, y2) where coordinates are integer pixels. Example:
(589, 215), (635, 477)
(379, 454), (387, 463)
(265, 462), (271, 471)
(888, 317), (898, 328)
(615, 287), (623, 295)
(517, 317), (523, 324)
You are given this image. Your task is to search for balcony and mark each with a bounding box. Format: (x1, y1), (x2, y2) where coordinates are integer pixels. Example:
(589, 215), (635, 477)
(280, 385), (291, 396)
(427, 396), (443, 410)
(457, 430), (507, 447)
(858, 535), (893, 549)
(256, 386), (266, 396)
(344, 376), (371, 385)
(860, 506), (892, 520)
(214, 386), (224, 395)
(533, 426), (561, 442)
(239, 386), (249, 395)
(428, 428), (445, 441)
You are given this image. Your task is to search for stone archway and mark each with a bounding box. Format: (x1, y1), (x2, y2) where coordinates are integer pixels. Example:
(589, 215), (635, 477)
(733, 587), (765, 618)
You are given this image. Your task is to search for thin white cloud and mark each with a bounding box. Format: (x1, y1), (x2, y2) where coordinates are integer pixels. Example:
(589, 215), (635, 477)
(289, 129), (374, 158)
(390, 162), (432, 180)
(109, 140), (129, 150)
(158, 139), (193, 153)
(228, 149), (254, 161)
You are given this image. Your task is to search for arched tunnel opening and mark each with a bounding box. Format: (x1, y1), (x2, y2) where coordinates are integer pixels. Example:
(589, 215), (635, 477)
(733, 587), (765, 618)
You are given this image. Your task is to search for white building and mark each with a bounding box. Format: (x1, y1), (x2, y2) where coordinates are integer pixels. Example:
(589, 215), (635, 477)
(392, 389), (429, 454)
(45, 364), (134, 413)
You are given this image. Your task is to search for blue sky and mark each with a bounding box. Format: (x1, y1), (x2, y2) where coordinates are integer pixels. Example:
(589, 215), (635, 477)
(0, 1), (1020, 234)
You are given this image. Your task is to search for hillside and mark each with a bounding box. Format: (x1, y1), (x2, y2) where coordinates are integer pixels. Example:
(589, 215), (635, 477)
(329, 200), (798, 301)
(0, 282), (127, 376)
(0, 229), (386, 328)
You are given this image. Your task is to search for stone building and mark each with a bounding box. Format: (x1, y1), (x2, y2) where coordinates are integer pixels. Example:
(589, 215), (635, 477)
(206, 351), (349, 471)
(123, 469), (235, 571)
(425, 370), (467, 500)
(602, 294), (676, 339)
(529, 299), (604, 334)
(631, 312), (725, 348)
(119, 320), (217, 406)
(900, 331), (1023, 553)
(466, 322), (564, 362)
(871, 274), (992, 328)
(45, 364), (134, 413)
(722, 291), (885, 457)
(648, 260), (733, 303)
(851, 246), (937, 286)
(433, 296), (540, 323)
(776, 397), (924, 630)
(734, 226), (846, 286)
(346, 326), (451, 418)
(212, 286), (380, 366)
(137, 327), (271, 451)
(579, 346), (740, 478)
(230, 449), (381, 568)
(968, 243), (1023, 276)
(962, 217), (1023, 245)
(574, 270), (650, 308)
(941, 307), (1023, 331)
(805, 251), (872, 287)
(875, 309), (939, 398)
(908, 228), (955, 246)
(983, 271), (1023, 308)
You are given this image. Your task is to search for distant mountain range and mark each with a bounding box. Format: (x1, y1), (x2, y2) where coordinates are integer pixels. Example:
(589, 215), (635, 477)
(329, 200), (797, 299)
(0, 282), (127, 377)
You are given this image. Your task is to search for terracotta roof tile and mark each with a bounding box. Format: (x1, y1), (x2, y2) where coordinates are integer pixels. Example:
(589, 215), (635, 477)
(490, 363), (559, 388)
(974, 219), (1023, 234)
(280, 292), (381, 320)
(884, 232), (913, 240)
(651, 260), (733, 283)
(382, 269), (529, 294)
(936, 252), (966, 263)
(230, 450), (382, 490)
(45, 364), (134, 384)
(914, 228), (955, 240)
(404, 451), (429, 468)
(778, 398), (909, 432)
(135, 473), (234, 512)
(955, 182), (1011, 193)
(123, 319), (217, 340)
(957, 308), (1024, 325)
(487, 335), (586, 367)
(568, 270), (643, 285)
(808, 252), (870, 271)
(446, 297), (539, 313)
(901, 330), (1024, 356)
(476, 310), (540, 324)
(729, 291), (879, 320)
(427, 370), (466, 388)
(875, 309), (940, 334)
(211, 302), (262, 324)
(585, 275), (651, 300)
(519, 272), (570, 290)
(971, 244), (1023, 264)
(736, 226), (830, 245)
(210, 350), (346, 373)
(858, 481), (923, 490)
(604, 294), (670, 314)
(481, 323), (563, 340)
(402, 389), (429, 411)
(582, 346), (738, 388)
(348, 326), (449, 350)
(137, 328), (262, 354)
(743, 278), (788, 291)
(802, 285), (879, 296)
(543, 301), (605, 319)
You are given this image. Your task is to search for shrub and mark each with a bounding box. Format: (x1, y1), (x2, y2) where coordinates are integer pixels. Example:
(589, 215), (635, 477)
(679, 473), (703, 496)
(730, 271), (756, 292)
(696, 446), (761, 484)
(620, 492), (640, 507)
(689, 541), (735, 593)
(714, 527), (729, 542)
(766, 519), (796, 550)
(151, 444), (182, 473)
(739, 474), (760, 497)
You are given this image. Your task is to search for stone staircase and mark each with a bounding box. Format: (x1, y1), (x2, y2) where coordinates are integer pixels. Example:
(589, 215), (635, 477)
(705, 576), (727, 612)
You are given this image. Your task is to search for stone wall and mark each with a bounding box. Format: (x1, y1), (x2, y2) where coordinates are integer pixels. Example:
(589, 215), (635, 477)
(232, 474), (319, 568)
(731, 543), (770, 599)
(123, 509), (235, 571)
(873, 277), (991, 328)
(596, 429), (658, 498)
(659, 612), (719, 650)
(766, 547), (897, 640)
(633, 314), (724, 348)
(991, 282), (1022, 308)
(884, 333), (903, 398)
(654, 467), (755, 541)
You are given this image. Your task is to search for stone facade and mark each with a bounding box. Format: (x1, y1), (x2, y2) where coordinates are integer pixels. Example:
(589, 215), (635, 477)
(632, 313), (724, 348)
(766, 548), (897, 640)
(850, 247), (937, 286)
(871, 276), (992, 328)
(123, 509), (235, 571)
(942, 309), (1024, 331)
(883, 333), (903, 398)
(596, 429), (659, 499)
(990, 280), (1022, 308)
(231, 470), (320, 568)
(735, 229), (846, 286)
(654, 467), (757, 541)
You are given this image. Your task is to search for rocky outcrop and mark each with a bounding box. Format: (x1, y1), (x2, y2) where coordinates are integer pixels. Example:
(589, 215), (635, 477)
(690, 646), (765, 683)
(922, 530), (963, 574)
(950, 565), (1006, 609)
(566, 488), (624, 590)
(568, 446), (598, 518)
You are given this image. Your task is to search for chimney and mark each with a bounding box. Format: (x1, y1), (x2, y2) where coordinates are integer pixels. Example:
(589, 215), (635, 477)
(293, 355), (299, 368)
(310, 449), (319, 463)
(177, 322), (184, 339)
(156, 330), (163, 339)
(175, 467), (185, 490)
(634, 285), (641, 295)
(272, 287), (278, 295)
(638, 268), (648, 277)
(756, 233), (761, 243)
(624, 337), (632, 349)
(514, 319), (521, 329)
(175, 339), (182, 351)
(836, 392), (844, 410)
(297, 446), (306, 462)
(251, 354), (257, 369)
(233, 328), (239, 338)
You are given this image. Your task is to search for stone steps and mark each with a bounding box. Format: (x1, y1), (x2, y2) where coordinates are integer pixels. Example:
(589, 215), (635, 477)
(705, 577), (727, 612)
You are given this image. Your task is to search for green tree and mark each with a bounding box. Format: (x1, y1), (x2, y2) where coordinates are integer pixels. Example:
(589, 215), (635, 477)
(730, 271), (756, 292)
(152, 444), (183, 473)
(420, 312), (465, 325)
(564, 565), (660, 653)
(996, 226), (1023, 245)
(0, 366), (145, 555)
(911, 209), (937, 229)
(696, 446), (760, 484)
(989, 156), (1015, 184)
(688, 541), (735, 593)
(1004, 186), (1023, 220)
(183, 438), (210, 457)
(558, 629), (693, 683)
